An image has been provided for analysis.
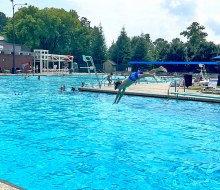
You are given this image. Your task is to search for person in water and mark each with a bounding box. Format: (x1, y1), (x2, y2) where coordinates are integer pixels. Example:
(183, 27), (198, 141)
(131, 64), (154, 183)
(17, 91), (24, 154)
(113, 66), (167, 104)
(71, 86), (76, 92)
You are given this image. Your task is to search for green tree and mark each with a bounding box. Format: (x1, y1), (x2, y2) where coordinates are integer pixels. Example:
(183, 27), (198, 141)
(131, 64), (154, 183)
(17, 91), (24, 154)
(110, 27), (131, 71)
(71, 16), (93, 66)
(153, 38), (170, 61)
(167, 38), (187, 61)
(131, 33), (148, 61)
(4, 6), (82, 54)
(4, 6), (41, 48)
(143, 34), (155, 61)
(180, 22), (208, 45)
(193, 41), (219, 61)
(108, 40), (117, 60)
(165, 38), (187, 71)
(180, 22), (208, 62)
(80, 17), (91, 28)
(37, 8), (81, 53)
(0, 12), (8, 35)
(130, 33), (154, 62)
(90, 24), (107, 71)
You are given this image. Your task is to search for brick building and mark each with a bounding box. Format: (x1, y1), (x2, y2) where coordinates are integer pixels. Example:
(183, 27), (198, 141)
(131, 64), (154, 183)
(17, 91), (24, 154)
(0, 54), (32, 73)
(0, 36), (32, 73)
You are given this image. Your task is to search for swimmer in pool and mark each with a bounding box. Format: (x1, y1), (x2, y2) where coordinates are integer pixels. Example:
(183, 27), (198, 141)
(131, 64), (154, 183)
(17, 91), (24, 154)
(113, 66), (167, 104)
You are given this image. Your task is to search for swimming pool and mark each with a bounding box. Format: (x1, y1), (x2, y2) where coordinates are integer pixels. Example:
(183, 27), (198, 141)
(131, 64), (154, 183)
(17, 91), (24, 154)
(0, 75), (220, 190)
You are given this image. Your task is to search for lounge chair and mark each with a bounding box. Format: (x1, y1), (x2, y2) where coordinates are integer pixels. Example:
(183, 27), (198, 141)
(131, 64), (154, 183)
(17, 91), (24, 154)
(201, 79), (218, 94)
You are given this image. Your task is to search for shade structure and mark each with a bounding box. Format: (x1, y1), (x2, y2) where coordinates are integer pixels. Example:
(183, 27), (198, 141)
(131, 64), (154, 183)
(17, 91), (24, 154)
(129, 61), (219, 65)
(212, 55), (220, 60)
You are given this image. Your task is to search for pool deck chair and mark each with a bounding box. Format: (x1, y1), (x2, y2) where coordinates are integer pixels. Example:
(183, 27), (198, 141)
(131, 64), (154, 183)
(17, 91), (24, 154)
(201, 79), (218, 93)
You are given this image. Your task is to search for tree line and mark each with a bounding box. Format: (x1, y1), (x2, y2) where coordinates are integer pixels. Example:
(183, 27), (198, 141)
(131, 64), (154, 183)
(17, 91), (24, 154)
(0, 6), (220, 72)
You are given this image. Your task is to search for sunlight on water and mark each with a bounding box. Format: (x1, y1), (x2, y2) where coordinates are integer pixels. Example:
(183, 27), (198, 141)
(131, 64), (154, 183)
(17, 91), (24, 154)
(0, 75), (220, 190)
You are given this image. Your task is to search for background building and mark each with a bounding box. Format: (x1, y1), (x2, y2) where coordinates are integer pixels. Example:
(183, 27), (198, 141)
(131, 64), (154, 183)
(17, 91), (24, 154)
(0, 36), (32, 73)
(103, 60), (116, 73)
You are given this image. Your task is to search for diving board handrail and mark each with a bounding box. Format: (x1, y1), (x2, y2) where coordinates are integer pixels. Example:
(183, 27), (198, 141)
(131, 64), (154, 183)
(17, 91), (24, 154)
(177, 78), (185, 92)
(167, 78), (186, 99)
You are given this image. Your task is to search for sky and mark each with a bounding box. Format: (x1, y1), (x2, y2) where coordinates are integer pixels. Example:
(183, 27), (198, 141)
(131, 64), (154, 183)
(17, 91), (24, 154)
(2, 0), (220, 47)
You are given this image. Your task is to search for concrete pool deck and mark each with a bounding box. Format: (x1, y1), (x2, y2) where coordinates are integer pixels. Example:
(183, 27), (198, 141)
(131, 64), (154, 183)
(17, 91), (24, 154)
(78, 82), (220, 103)
(0, 180), (23, 190)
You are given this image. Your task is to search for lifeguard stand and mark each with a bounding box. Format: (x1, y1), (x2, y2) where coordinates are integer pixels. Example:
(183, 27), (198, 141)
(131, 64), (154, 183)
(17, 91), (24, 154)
(199, 64), (207, 80)
(82, 55), (101, 88)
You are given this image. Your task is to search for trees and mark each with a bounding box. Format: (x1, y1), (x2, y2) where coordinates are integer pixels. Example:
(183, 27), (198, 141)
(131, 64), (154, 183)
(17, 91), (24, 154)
(109, 27), (131, 71)
(3, 7), (108, 69)
(153, 38), (170, 61)
(0, 12), (8, 35)
(108, 41), (117, 63)
(180, 22), (220, 71)
(37, 8), (81, 54)
(2, 7), (220, 73)
(180, 22), (208, 46)
(130, 33), (155, 70)
(90, 24), (107, 71)
(193, 42), (219, 62)
(180, 22), (208, 62)
(4, 6), (41, 48)
(4, 6), (82, 53)
(71, 16), (93, 65)
(166, 38), (186, 61)
(131, 34), (148, 61)
(165, 38), (187, 71)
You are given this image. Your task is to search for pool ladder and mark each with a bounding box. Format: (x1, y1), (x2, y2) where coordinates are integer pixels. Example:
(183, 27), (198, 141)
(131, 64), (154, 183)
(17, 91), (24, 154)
(167, 78), (185, 100)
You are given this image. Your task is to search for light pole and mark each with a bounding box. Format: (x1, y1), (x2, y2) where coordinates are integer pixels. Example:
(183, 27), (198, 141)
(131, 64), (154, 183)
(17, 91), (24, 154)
(11, 0), (27, 74)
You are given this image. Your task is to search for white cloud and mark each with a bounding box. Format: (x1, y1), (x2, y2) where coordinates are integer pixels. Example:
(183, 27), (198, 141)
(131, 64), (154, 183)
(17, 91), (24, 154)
(161, 0), (197, 20)
(194, 0), (220, 43)
(207, 19), (220, 35)
(2, 0), (220, 46)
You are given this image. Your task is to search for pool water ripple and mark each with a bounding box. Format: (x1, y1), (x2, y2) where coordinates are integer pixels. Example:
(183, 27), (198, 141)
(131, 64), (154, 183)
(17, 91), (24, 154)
(0, 76), (220, 190)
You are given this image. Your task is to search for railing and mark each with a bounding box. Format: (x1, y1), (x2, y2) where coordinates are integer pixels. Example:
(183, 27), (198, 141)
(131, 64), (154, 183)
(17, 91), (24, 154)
(41, 68), (70, 75)
(167, 78), (185, 99)
(170, 91), (220, 102)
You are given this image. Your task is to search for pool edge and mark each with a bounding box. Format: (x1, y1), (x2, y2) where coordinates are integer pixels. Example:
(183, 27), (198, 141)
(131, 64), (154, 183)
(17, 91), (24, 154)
(78, 87), (220, 104)
(0, 179), (24, 190)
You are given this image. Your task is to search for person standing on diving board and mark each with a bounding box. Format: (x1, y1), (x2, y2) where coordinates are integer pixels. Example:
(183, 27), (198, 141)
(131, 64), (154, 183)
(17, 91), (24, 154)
(113, 66), (167, 104)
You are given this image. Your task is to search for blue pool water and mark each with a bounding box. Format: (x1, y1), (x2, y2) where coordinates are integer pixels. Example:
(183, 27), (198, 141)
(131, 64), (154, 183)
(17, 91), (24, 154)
(0, 75), (220, 190)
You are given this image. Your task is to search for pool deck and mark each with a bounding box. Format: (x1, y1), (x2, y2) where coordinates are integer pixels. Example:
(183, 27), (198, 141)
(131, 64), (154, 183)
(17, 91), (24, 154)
(78, 82), (220, 103)
(0, 180), (23, 190)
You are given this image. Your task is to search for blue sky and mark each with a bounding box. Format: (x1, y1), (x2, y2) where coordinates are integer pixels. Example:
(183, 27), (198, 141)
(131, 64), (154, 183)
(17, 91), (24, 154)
(2, 0), (220, 47)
